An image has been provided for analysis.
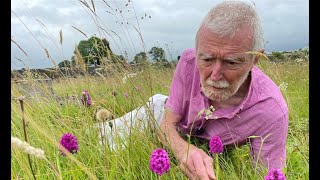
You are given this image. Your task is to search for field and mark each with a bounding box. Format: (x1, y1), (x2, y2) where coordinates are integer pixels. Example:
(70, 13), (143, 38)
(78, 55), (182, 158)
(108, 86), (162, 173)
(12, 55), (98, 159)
(11, 1), (309, 179)
(11, 59), (309, 179)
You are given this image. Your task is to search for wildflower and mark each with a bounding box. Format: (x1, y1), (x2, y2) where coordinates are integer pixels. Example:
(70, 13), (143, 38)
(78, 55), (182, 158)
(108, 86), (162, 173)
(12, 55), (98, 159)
(11, 136), (45, 159)
(123, 93), (129, 99)
(81, 90), (91, 107)
(60, 133), (79, 156)
(209, 105), (215, 111)
(264, 168), (286, 180)
(209, 135), (223, 154)
(96, 108), (113, 121)
(149, 148), (170, 176)
(295, 58), (304, 63)
(122, 73), (138, 84)
(278, 82), (288, 91)
(209, 135), (223, 179)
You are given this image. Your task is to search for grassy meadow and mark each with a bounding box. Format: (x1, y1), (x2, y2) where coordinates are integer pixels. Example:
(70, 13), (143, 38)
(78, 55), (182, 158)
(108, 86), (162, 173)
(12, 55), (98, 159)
(11, 58), (309, 179)
(11, 1), (308, 179)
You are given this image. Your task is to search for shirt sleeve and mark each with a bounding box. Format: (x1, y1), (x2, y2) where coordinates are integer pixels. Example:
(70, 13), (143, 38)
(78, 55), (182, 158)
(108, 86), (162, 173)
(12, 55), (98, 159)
(250, 112), (288, 170)
(165, 48), (192, 116)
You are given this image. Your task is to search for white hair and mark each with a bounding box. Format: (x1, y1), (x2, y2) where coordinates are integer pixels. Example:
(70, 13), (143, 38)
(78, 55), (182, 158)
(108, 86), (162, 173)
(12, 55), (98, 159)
(196, 0), (264, 51)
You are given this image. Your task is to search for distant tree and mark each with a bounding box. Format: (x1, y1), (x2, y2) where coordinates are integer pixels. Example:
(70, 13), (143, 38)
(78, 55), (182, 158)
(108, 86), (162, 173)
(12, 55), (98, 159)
(148, 47), (166, 62)
(272, 51), (285, 60)
(101, 38), (113, 54)
(132, 52), (148, 64)
(70, 55), (77, 66)
(111, 54), (126, 64)
(58, 60), (71, 68)
(74, 36), (111, 65)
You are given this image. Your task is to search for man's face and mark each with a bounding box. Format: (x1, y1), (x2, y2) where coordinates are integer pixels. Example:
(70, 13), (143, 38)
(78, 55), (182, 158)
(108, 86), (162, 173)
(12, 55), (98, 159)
(196, 26), (257, 102)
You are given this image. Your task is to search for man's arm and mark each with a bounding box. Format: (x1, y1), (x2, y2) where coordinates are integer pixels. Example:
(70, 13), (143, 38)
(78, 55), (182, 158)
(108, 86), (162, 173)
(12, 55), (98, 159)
(159, 48), (215, 179)
(158, 109), (216, 180)
(158, 109), (186, 160)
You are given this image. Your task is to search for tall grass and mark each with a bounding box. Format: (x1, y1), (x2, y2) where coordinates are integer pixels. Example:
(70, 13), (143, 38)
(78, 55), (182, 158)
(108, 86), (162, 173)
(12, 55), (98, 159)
(11, 0), (308, 179)
(11, 59), (309, 179)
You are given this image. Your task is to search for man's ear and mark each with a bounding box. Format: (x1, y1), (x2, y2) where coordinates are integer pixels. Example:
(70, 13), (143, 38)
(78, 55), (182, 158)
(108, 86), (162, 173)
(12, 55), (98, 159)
(253, 49), (265, 64)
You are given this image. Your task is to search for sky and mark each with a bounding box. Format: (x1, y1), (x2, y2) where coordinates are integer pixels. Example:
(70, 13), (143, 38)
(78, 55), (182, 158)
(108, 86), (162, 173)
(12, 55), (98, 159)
(11, 0), (309, 70)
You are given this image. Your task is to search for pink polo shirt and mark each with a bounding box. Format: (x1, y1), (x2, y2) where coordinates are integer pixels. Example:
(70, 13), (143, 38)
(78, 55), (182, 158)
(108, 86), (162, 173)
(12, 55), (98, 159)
(165, 48), (288, 169)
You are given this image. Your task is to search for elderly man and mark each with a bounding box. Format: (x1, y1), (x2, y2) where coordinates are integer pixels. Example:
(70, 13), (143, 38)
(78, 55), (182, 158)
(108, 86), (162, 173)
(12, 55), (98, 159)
(97, 1), (288, 179)
(158, 1), (288, 179)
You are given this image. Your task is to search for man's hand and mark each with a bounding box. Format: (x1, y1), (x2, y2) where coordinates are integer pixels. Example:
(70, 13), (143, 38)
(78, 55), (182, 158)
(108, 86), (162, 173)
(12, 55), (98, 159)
(178, 144), (216, 180)
(158, 109), (216, 180)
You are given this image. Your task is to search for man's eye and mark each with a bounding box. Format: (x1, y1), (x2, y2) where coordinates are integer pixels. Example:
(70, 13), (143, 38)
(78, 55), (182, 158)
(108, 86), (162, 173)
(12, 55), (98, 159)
(225, 58), (244, 64)
(225, 60), (238, 65)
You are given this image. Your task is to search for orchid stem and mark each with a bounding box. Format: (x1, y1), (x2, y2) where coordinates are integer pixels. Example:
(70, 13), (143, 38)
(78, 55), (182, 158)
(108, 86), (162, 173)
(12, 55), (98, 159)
(215, 154), (219, 180)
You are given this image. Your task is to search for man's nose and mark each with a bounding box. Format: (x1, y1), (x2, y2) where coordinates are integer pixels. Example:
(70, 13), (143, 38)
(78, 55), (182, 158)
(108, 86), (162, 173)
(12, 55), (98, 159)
(210, 60), (224, 81)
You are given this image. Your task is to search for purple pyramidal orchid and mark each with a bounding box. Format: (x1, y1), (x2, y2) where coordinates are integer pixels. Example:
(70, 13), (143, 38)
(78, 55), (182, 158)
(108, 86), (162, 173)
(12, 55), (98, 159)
(264, 168), (286, 180)
(81, 90), (91, 107)
(209, 135), (223, 154)
(60, 133), (79, 156)
(149, 148), (170, 176)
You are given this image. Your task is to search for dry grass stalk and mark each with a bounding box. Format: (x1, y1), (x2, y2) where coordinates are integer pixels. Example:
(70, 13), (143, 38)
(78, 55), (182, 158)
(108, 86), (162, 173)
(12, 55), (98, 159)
(11, 136), (45, 159)
(59, 30), (63, 45)
(246, 51), (269, 61)
(74, 46), (86, 72)
(17, 96), (36, 180)
(11, 38), (28, 57)
(72, 26), (88, 38)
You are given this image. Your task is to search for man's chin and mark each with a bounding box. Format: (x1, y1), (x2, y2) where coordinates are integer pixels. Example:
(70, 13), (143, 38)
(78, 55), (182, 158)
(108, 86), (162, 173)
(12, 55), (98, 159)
(207, 95), (229, 102)
(202, 90), (231, 102)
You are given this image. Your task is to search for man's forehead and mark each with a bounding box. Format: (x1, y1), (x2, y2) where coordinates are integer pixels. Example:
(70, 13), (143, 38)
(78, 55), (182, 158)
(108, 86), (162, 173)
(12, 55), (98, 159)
(196, 26), (254, 51)
(198, 52), (213, 58)
(197, 51), (249, 58)
(199, 24), (254, 39)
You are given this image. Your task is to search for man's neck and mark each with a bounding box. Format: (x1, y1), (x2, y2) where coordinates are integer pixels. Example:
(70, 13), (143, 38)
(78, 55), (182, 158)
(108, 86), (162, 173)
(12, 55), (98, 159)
(210, 74), (251, 110)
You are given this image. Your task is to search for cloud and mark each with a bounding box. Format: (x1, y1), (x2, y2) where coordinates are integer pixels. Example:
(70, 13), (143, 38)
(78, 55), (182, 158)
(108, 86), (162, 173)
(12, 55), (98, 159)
(11, 0), (309, 70)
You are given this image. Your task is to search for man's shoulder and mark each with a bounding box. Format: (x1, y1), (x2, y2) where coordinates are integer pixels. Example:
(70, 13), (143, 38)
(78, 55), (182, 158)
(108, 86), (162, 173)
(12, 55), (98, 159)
(180, 48), (196, 63)
(251, 66), (282, 97)
(249, 66), (289, 117)
(175, 48), (197, 76)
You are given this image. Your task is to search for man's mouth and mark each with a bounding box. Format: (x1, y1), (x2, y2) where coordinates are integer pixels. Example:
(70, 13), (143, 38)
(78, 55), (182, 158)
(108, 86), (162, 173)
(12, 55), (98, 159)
(209, 86), (226, 90)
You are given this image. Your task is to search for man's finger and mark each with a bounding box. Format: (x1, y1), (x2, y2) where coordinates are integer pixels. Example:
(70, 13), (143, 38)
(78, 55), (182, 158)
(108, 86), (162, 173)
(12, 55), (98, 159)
(193, 157), (210, 180)
(203, 155), (216, 180)
(185, 167), (197, 180)
(180, 162), (197, 180)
